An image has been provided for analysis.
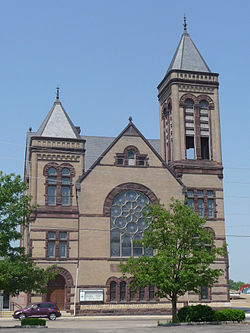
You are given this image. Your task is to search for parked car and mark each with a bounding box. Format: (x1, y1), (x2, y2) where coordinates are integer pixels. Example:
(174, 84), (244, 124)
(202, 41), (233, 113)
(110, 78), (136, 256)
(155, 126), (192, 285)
(13, 302), (61, 320)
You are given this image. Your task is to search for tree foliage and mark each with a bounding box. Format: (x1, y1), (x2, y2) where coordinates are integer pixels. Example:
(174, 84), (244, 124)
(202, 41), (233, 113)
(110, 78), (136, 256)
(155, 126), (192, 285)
(0, 257), (57, 295)
(229, 279), (245, 291)
(0, 172), (57, 295)
(0, 172), (32, 257)
(120, 200), (227, 322)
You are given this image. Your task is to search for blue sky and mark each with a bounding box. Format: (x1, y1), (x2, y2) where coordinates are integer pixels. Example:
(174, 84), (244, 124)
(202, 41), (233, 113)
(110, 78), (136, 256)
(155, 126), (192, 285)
(0, 0), (249, 282)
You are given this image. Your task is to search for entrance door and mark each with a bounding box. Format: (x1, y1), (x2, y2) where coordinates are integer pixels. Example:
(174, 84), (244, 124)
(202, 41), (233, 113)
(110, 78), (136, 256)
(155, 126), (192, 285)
(50, 289), (65, 310)
(47, 274), (65, 310)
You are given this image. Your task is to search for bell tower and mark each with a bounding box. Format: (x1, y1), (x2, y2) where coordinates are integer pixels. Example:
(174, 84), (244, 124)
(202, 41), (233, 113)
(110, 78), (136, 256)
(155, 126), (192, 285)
(157, 18), (223, 179)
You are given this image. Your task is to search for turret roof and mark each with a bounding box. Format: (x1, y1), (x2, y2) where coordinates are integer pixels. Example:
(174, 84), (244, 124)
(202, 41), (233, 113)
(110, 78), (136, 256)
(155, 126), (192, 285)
(36, 98), (81, 139)
(167, 30), (211, 73)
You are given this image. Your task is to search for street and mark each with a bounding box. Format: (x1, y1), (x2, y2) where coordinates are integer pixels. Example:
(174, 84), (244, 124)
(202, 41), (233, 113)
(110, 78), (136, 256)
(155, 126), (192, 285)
(1, 316), (250, 333)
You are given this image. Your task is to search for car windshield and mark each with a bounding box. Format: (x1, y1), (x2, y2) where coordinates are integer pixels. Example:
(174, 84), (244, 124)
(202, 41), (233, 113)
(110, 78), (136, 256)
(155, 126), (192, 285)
(27, 304), (35, 309)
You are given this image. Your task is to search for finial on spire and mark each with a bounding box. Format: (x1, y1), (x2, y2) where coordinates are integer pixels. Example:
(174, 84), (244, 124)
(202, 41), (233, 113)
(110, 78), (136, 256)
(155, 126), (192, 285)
(183, 14), (187, 32)
(129, 116), (132, 122)
(56, 86), (60, 100)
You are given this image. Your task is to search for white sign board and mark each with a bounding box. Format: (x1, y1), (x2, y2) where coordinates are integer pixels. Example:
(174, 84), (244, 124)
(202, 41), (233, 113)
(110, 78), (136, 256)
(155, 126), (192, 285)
(80, 289), (104, 302)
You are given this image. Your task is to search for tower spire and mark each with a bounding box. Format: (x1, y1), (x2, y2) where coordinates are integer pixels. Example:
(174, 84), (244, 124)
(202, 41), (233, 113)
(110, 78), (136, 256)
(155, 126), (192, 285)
(183, 14), (187, 32)
(56, 86), (60, 101)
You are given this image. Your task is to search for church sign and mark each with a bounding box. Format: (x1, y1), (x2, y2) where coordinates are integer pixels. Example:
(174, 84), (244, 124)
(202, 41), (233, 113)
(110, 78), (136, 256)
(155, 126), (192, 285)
(79, 289), (104, 302)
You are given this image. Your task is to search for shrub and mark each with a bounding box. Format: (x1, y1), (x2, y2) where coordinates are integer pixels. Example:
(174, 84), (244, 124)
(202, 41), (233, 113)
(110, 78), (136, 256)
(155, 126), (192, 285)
(214, 309), (245, 322)
(21, 318), (46, 326)
(178, 304), (216, 322)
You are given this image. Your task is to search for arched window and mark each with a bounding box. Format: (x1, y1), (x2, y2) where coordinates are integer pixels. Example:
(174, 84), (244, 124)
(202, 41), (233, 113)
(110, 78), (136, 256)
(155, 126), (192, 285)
(61, 168), (70, 206)
(110, 281), (116, 301)
(199, 100), (210, 159)
(162, 102), (173, 162)
(120, 281), (126, 301)
(184, 99), (195, 159)
(110, 190), (151, 257)
(44, 164), (74, 207)
(47, 167), (57, 206)
(127, 150), (135, 166)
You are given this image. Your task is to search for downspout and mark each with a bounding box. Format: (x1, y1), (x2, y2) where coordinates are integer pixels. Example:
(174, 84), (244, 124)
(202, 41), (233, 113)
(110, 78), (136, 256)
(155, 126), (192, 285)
(74, 184), (80, 316)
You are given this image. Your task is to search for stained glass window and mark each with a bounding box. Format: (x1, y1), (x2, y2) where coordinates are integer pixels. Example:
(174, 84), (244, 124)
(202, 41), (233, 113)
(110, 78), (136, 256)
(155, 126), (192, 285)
(110, 190), (151, 257)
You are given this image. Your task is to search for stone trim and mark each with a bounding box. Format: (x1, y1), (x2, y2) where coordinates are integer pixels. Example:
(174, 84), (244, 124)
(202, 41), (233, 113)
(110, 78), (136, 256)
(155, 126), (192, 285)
(103, 183), (158, 217)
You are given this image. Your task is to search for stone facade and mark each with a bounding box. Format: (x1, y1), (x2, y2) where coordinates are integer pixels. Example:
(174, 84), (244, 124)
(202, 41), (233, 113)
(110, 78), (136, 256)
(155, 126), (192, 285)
(22, 27), (229, 314)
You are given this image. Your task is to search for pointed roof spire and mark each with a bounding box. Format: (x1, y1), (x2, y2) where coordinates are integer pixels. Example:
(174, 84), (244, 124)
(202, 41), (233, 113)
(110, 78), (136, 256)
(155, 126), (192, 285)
(36, 95), (81, 139)
(183, 14), (187, 32)
(56, 86), (60, 101)
(166, 19), (211, 73)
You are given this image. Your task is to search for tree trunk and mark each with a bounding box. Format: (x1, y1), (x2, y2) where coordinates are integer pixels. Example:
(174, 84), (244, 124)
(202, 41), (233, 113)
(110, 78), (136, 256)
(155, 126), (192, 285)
(171, 293), (178, 323)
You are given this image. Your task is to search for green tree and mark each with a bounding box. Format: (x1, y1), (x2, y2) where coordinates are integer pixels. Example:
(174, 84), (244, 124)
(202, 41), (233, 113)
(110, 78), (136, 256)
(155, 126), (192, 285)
(229, 279), (245, 291)
(0, 257), (56, 295)
(120, 200), (226, 322)
(0, 172), (32, 257)
(0, 172), (56, 295)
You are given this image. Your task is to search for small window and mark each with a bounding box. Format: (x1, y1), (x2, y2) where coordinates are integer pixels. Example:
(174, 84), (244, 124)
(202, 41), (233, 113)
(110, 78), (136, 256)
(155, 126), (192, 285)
(48, 245), (55, 258)
(138, 157), (146, 166)
(129, 284), (135, 301)
(110, 281), (116, 301)
(61, 186), (70, 206)
(122, 235), (131, 256)
(48, 185), (56, 206)
(139, 287), (145, 301)
(117, 157), (124, 165)
(201, 286), (209, 300)
(61, 168), (70, 176)
(198, 199), (204, 217)
(186, 136), (195, 159)
(201, 137), (209, 159)
(48, 168), (57, 176)
(133, 233), (142, 257)
(197, 190), (204, 198)
(207, 199), (214, 218)
(128, 150), (135, 166)
(48, 232), (56, 258)
(149, 285), (155, 301)
(120, 282), (126, 301)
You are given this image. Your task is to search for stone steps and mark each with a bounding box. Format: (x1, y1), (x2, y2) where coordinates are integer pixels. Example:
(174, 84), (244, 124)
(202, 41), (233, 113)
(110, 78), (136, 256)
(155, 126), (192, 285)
(0, 311), (13, 318)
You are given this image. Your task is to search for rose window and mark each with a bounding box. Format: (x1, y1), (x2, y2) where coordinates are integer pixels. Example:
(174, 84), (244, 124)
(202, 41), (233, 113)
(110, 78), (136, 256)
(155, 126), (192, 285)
(110, 190), (152, 257)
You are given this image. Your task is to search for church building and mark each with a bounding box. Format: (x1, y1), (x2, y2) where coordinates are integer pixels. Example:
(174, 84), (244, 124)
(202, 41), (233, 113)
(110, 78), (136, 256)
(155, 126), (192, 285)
(23, 23), (229, 314)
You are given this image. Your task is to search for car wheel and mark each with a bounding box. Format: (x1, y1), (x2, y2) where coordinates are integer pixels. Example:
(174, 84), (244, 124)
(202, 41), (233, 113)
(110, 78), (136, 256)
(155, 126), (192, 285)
(49, 313), (57, 320)
(18, 313), (26, 321)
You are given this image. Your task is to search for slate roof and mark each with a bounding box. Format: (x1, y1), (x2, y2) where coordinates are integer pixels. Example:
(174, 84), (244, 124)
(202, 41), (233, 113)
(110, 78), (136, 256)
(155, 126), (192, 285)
(36, 100), (81, 139)
(167, 31), (211, 73)
(82, 135), (161, 171)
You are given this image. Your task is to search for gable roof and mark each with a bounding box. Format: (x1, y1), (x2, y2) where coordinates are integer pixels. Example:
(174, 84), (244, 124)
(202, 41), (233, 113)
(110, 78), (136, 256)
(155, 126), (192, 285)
(36, 100), (81, 139)
(78, 120), (184, 188)
(82, 135), (161, 171)
(167, 31), (211, 73)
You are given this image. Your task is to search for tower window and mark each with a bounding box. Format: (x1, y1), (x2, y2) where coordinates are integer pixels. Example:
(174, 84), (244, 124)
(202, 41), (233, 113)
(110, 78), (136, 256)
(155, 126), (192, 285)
(186, 189), (215, 219)
(199, 100), (210, 160)
(186, 136), (195, 159)
(47, 168), (57, 206)
(201, 137), (209, 159)
(47, 231), (68, 259)
(44, 164), (74, 207)
(184, 99), (195, 160)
